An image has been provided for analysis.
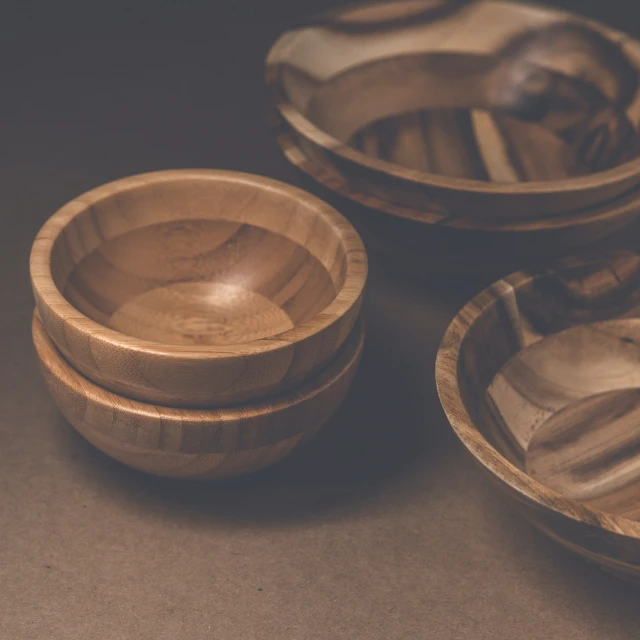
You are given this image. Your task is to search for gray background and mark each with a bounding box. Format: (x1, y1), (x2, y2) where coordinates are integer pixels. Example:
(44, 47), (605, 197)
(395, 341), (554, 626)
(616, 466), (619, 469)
(2, 1), (640, 638)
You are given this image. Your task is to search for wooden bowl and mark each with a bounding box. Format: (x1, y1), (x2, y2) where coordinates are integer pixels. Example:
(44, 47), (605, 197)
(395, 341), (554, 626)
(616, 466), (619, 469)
(30, 170), (367, 407)
(272, 110), (640, 278)
(33, 310), (364, 479)
(267, 0), (640, 223)
(436, 250), (640, 581)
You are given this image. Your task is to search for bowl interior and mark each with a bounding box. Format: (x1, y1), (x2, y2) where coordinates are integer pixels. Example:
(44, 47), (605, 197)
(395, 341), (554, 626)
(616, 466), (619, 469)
(275, 0), (640, 182)
(50, 177), (348, 346)
(454, 252), (640, 520)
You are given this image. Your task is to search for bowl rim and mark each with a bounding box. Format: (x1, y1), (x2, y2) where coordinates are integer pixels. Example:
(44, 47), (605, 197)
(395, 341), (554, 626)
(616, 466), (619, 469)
(435, 250), (640, 539)
(270, 109), (640, 230)
(33, 309), (365, 425)
(30, 169), (368, 361)
(310, 0), (477, 31)
(266, 0), (640, 205)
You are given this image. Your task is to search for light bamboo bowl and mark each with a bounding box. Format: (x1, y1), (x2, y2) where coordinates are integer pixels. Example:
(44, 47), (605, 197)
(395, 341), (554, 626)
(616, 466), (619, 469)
(30, 170), (367, 407)
(34, 310), (365, 480)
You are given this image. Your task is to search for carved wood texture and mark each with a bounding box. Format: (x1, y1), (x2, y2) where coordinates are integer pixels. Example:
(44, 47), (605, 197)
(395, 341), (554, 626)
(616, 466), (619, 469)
(267, 0), (640, 221)
(437, 251), (640, 581)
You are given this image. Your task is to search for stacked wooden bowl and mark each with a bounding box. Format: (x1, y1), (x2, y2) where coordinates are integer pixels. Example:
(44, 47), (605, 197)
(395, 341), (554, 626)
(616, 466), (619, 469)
(30, 170), (368, 479)
(266, 0), (640, 276)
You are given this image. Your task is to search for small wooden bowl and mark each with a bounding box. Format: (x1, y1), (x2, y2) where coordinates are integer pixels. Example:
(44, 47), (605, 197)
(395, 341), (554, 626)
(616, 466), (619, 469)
(30, 170), (367, 407)
(267, 0), (640, 223)
(436, 250), (640, 581)
(33, 310), (364, 479)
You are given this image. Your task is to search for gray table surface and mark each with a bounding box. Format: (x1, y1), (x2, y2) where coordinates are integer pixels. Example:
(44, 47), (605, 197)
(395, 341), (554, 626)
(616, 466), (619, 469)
(2, 1), (640, 638)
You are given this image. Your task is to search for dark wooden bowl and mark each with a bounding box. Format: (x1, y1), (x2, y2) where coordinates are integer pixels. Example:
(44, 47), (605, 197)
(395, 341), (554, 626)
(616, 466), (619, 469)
(267, 0), (640, 223)
(30, 170), (367, 408)
(271, 110), (640, 278)
(33, 310), (364, 479)
(436, 250), (640, 581)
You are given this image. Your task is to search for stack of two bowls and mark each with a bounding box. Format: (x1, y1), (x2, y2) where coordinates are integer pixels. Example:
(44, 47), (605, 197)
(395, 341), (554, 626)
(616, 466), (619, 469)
(267, 0), (640, 277)
(30, 170), (367, 479)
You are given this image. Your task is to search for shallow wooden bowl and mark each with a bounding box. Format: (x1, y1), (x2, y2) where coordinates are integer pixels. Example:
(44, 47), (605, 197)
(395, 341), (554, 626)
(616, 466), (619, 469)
(33, 310), (364, 479)
(267, 0), (640, 223)
(436, 250), (640, 581)
(30, 170), (367, 407)
(272, 112), (640, 277)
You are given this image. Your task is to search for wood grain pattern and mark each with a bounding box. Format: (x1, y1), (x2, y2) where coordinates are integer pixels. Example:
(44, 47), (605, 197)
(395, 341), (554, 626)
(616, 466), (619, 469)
(62, 219), (336, 346)
(33, 310), (364, 479)
(30, 170), (367, 408)
(269, 109), (640, 278)
(436, 251), (640, 581)
(267, 0), (640, 222)
(527, 389), (640, 520)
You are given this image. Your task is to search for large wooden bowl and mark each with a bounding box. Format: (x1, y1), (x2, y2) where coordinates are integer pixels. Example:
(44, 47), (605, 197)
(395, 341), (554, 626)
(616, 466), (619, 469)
(267, 0), (640, 223)
(436, 250), (640, 581)
(33, 310), (364, 479)
(30, 170), (367, 407)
